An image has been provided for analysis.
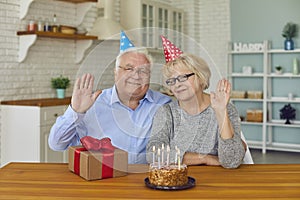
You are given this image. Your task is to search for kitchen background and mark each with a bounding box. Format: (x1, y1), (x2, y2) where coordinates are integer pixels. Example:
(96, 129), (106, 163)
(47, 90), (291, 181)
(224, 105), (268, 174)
(0, 0), (299, 165)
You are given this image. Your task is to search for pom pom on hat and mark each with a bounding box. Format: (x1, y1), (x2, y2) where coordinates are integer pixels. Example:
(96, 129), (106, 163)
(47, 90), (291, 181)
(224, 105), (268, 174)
(120, 30), (135, 52)
(160, 35), (183, 63)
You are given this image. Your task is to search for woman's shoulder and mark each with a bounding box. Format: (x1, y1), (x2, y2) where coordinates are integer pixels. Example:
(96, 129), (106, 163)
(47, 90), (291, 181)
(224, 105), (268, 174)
(156, 100), (178, 114)
(162, 100), (181, 111)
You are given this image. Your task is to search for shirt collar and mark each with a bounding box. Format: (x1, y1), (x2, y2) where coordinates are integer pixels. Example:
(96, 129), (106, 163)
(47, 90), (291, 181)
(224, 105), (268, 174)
(110, 85), (154, 105)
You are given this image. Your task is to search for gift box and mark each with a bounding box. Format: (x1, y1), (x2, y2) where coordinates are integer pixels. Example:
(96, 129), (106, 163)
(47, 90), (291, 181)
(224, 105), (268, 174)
(68, 138), (128, 180)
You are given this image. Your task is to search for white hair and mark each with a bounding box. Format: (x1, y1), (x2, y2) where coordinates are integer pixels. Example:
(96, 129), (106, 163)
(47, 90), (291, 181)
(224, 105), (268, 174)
(115, 47), (153, 69)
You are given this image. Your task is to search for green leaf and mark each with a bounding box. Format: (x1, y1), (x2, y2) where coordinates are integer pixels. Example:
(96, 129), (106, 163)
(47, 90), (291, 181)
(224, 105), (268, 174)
(51, 75), (70, 89)
(282, 22), (298, 39)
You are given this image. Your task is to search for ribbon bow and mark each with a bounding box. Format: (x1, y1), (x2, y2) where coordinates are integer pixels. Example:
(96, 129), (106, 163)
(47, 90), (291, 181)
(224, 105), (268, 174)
(80, 136), (115, 151)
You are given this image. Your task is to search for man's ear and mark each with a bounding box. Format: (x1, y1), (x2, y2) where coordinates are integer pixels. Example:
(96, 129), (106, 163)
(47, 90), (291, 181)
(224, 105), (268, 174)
(114, 67), (117, 78)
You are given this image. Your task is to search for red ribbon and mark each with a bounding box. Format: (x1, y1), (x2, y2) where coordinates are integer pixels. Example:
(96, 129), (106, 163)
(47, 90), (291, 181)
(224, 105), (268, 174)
(74, 137), (115, 178)
(74, 147), (87, 175)
(100, 149), (114, 179)
(80, 136), (114, 151)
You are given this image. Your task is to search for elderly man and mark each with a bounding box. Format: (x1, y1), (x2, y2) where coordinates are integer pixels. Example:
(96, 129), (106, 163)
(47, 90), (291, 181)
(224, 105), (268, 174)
(48, 31), (171, 164)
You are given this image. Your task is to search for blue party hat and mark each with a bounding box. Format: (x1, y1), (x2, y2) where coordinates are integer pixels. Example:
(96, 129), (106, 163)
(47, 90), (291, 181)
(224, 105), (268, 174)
(120, 30), (135, 52)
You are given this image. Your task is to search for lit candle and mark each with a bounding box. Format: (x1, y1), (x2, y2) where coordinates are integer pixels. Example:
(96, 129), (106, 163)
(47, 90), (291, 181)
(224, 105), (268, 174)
(157, 148), (161, 169)
(152, 146), (155, 165)
(177, 149), (180, 170)
(166, 145), (170, 166)
(161, 143), (164, 166)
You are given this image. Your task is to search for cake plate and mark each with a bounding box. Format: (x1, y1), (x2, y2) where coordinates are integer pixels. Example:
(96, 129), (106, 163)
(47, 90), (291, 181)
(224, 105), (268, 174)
(144, 176), (196, 191)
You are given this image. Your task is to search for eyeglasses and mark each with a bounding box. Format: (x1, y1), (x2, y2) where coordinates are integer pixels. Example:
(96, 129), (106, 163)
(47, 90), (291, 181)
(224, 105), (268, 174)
(165, 73), (195, 86)
(118, 65), (150, 77)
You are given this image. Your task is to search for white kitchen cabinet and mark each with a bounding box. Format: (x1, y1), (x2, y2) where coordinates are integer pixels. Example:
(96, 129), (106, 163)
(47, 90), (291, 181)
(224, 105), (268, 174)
(228, 40), (300, 154)
(120, 0), (183, 48)
(1, 98), (70, 167)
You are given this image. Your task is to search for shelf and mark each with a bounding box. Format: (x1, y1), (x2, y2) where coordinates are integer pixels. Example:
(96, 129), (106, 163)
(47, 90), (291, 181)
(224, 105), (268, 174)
(18, 0), (99, 63)
(229, 51), (264, 54)
(265, 143), (300, 153)
(268, 97), (300, 103)
(231, 98), (263, 102)
(231, 72), (300, 79)
(247, 140), (263, 149)
(267, 73), (300, 78)
(231, 73), (264, 77)
(241, 121), (263, 126)
(17, 31), (98, 40)
(267, 120), (300, 128)
(20, 0), (97, 25)
(249, 142), (300, 153)
(228, 40), (300, 154)
(17, 31), (98, 63)
(268, 49), (300, 53)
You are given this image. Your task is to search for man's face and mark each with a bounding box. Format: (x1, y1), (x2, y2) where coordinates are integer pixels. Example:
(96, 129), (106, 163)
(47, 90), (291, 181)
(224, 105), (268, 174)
(114, 52), (151, 100)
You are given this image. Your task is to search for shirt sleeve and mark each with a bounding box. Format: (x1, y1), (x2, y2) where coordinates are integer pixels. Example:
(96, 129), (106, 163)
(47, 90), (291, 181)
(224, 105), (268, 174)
(48, 105), (86, 151)
(218, 103), (245, 168)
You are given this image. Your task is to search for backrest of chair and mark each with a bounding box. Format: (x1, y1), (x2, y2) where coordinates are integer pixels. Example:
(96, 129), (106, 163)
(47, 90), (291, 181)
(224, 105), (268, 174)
(241, 131), (254, 164)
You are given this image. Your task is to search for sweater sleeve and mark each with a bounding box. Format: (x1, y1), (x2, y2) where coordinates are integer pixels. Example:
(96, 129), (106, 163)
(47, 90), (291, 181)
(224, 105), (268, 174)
(146, 104), (173, 163)
(218, 103), (245, 168)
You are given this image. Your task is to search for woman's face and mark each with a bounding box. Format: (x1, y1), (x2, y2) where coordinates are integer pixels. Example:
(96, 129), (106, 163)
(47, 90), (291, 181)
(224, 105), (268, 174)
(166, 67), (202, 102)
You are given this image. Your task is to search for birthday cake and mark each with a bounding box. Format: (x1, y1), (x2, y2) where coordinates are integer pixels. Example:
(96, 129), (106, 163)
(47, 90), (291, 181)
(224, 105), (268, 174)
(148, 164), (188, 187)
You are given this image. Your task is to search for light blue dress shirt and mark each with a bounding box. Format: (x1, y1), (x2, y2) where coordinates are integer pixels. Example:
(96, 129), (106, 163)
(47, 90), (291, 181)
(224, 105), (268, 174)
(48, 85), (171, 164)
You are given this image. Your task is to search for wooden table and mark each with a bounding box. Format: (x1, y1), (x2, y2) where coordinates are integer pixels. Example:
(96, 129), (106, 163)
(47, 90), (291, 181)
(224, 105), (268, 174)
(0, 163), (299, 199)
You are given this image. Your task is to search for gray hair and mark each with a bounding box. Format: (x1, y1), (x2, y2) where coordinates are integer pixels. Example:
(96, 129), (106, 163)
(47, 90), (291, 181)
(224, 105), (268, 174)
(115, 47), (153, 69)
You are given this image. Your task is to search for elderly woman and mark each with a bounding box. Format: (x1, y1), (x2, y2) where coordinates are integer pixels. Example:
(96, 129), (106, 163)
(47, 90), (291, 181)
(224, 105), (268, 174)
(146, 53), (246, 168)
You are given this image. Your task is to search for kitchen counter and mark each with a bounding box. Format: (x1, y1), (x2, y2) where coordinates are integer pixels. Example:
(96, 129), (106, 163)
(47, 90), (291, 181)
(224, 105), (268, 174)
(0, 97), (71, 107)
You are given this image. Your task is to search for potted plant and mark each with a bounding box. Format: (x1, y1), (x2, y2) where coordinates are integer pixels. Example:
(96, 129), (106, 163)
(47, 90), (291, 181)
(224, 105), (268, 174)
(280, 104), (296, 124)
(282, 22), (298, 50)
(51, 75), (70, 99)
(275, 66), (283, 74)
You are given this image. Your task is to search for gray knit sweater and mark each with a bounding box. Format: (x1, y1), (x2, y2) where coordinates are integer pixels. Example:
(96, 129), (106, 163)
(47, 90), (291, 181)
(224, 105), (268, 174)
(146, 101), (245, 168)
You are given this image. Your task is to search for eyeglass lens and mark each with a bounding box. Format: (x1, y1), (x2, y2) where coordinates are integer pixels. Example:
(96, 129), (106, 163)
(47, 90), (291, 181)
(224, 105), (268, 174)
(165, 73), (195, 86)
